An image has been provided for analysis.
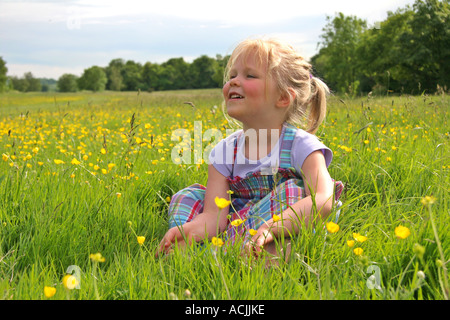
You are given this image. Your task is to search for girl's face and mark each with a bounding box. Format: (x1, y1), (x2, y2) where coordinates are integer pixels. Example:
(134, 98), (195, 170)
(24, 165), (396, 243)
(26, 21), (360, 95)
(223, 51), (281, 127)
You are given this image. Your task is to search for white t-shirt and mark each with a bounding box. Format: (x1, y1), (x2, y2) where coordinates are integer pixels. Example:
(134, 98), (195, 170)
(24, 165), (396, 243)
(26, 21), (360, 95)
(208, 125), (332, 179)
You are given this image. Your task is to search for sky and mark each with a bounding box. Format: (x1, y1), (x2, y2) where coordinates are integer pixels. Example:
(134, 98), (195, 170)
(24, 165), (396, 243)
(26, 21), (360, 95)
(0, 0), (417, 80)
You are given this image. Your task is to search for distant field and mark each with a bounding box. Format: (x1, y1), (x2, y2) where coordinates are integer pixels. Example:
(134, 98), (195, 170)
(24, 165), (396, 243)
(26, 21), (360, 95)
(0, 90), (448, 300)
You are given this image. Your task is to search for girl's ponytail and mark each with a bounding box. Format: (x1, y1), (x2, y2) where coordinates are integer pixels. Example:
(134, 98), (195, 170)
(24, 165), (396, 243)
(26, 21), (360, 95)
(306, 77), (329, 134)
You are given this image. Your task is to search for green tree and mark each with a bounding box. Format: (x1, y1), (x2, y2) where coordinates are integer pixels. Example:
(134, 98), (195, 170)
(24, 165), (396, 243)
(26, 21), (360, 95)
(141, 62), (160, 91)
(212, 54), (229, 87)
(356, 7), (414, 93)
(24, 72), (41, 92)
(161, 57), (190, 89)
(105, 58), (125, 91)
(312, 13), (367, 94)
(78, 66), (107, 92)
(0, 57), (7, 92)
(399, 0), (450, 92)
(122, 60), (143, 91)
(57, 74), (79, 92)
(190, 55), (218, 89)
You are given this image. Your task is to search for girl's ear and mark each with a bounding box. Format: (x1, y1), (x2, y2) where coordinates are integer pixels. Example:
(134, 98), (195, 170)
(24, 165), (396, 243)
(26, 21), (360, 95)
(276, 87), (296, 108)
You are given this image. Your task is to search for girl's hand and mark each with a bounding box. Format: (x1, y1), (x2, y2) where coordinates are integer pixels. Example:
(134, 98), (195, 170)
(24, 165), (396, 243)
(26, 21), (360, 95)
(155, 221), (205, 258)
(244, 223), (275, 258)
(155, 225), (186, 258)
(155, 213), (219, 258)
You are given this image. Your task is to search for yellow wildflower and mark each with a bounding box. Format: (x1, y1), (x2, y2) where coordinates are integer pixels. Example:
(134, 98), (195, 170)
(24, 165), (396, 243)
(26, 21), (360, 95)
(230, 218), (245, 227)
(353, 233), (368, 243)
(2, 154), (9, 161)
(326, 221), (340, 233)
(54, 159), (65, 165)
(272, 214), (281, 222)
(353, 248), (364, 256)
(211, 237), (224, 247)
(116, 192), (122, 198)
(71, 158), (81, 165)
(249, 229), (257, 236)
(89, 252), (106, 263)
(137, 236), (145, 245)
(100, 148), (107, 155)
(395, 225), (411, 239)
(215, 197), (231, 209)
(420, 196), (437, 206)
(62, 274), (78, 290)
(44, 286), (56, 298)
(347, 240), (355, 248)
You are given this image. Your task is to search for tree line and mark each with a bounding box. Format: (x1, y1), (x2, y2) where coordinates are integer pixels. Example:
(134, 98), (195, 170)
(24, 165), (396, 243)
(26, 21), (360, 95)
(0, 0), (448, 95)
(311, 0), (449, 95)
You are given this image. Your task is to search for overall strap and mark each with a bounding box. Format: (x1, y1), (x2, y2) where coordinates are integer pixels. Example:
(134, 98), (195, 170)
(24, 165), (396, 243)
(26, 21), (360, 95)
(231, 123), (298, 175)
(278, 123), (297, 169)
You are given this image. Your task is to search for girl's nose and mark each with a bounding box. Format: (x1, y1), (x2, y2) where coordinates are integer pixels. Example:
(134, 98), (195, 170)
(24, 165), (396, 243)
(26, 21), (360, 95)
(229, 76), (240, 87)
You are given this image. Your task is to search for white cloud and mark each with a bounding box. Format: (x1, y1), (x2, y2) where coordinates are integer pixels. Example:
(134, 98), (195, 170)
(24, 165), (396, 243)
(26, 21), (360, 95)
(1, 0), (417, 79)
(8, 63), (84, 79)
(0, 0), (414, 25)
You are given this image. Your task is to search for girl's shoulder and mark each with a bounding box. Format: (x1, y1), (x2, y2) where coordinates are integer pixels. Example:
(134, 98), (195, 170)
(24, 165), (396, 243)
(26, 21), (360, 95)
(288, 126), (333, 168)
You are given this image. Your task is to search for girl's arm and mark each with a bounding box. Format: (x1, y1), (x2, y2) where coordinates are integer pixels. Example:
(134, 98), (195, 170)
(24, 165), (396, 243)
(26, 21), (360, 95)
(156, 164), (230, 256)
(248, 150), (334, 251)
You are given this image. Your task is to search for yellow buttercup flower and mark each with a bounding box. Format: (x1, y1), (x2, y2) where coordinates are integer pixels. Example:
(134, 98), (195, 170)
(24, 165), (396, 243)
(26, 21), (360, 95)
(347, 240), (355, 248)
(215, 197), (231, 209)
(353, 248), (364, 256)
(420, 196), (437, 206)
(89, 252), (106, 263)
(62, 274), (78, 290)
(353, 233), (368, 243)
(54, 159), (65, 165)
(249, 229), (257, 236)
(137, 236), (145, 245)
(44, 286), (56, 298)
(230, 218), (245, 227)
(395, 225), (411, 239)
(326, 221), (340, 233)
(2, 153), (9, 161)
(71, 158), (81, 165)
(100, 148), (107, 155)
(211, 237), (224, 247)
(272, 214), (281, 222)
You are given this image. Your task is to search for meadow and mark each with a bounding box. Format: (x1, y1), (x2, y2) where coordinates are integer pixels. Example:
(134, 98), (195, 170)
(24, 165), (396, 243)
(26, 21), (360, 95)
(0, 89), (448, 301)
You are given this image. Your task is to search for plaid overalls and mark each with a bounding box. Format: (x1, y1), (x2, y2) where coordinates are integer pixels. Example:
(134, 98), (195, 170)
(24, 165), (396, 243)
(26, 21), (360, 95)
(168, 124), (344, 245)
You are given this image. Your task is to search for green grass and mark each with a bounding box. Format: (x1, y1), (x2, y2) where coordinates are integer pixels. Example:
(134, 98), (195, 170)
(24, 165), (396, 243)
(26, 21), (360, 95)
(0, 90), (448, 300)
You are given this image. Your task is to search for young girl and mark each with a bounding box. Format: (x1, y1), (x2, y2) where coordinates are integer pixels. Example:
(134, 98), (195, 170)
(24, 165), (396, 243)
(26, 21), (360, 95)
(156, 38), (343, 259)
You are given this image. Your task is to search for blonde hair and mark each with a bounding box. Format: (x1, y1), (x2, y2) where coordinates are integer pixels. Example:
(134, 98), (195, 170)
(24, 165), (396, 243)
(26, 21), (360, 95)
(224, 38), (329, 134)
